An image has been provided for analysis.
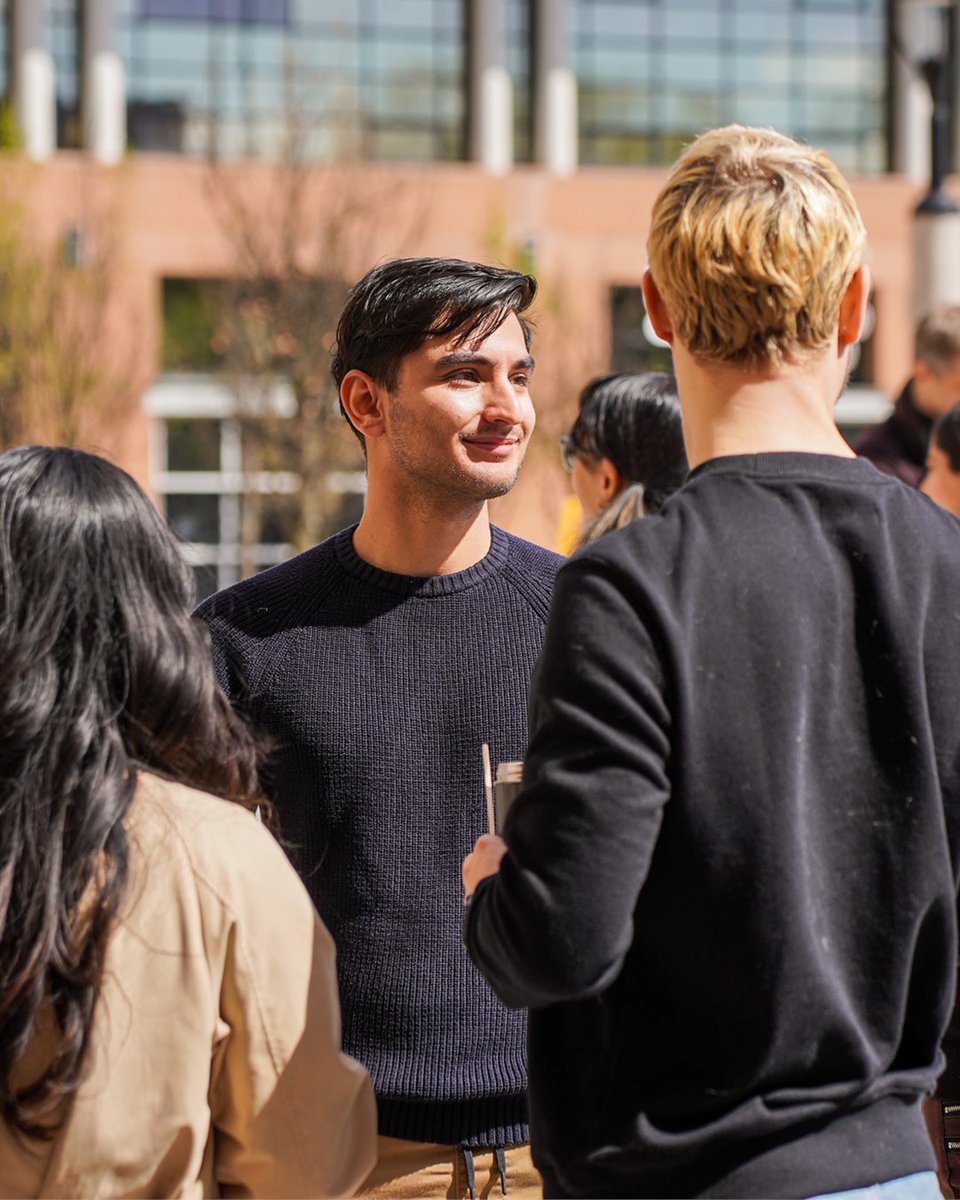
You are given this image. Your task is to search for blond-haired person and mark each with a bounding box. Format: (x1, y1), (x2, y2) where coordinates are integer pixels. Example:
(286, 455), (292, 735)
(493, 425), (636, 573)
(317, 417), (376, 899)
(462, 126), (960, 1200)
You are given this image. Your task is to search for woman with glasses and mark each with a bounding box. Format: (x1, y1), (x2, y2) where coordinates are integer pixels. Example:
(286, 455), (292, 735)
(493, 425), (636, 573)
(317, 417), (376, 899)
(560, 372), (688, 546)
(0, 446), (376, 1198)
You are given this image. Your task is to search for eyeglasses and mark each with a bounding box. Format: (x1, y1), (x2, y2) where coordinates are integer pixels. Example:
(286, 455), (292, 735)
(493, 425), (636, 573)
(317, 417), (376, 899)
(560, 435), (578, 473)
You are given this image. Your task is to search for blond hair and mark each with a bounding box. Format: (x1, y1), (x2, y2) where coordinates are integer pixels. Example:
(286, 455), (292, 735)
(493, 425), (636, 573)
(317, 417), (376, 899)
(647, 125), (866, 368)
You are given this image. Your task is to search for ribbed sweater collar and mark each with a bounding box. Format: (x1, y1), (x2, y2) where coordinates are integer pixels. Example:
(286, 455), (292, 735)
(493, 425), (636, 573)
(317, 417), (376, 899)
(688, 451), (883, 484)
(333, 523), (511, 597)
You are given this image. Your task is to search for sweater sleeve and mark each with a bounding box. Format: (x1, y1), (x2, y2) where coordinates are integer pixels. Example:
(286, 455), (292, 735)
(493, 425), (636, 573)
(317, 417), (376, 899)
(193, 596), (254, 704)
(207, 819), (378, 1198)
(464, 551), (672, 1010)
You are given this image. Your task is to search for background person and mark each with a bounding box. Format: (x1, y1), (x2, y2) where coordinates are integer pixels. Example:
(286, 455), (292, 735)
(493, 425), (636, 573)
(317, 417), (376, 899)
(463, 126), (960, 1200)
(0, 446), (376, 1200)
(197, 258), (562, 1199)
(855, 306), (960, 485)
(919, 401), (960, 1196)
(560, 371), (688, 545)
(920, 402), (960, 518)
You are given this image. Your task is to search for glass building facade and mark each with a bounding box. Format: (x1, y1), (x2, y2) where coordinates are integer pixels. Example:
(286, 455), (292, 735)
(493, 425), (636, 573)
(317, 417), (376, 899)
(114, 0), (466, 161)
(6, 1), (924, 176)
(573, 0), (888, 174)
(114, 0), (891, 173)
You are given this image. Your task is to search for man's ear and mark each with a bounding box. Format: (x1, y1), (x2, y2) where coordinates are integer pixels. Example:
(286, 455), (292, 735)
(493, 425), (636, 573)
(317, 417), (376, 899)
(642, 270), (674, 345)
(838, 264), (871, 349)
(340, 371), (387, 439)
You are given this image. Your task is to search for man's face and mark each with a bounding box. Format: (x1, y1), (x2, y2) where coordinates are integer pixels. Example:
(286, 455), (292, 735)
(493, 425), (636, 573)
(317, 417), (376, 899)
(379, 312), (535, 505)
(913, 355), (960, 419)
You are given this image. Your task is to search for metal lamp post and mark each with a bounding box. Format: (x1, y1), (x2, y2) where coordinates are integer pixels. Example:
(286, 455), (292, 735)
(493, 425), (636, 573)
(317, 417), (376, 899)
(910, 0), (960, 319)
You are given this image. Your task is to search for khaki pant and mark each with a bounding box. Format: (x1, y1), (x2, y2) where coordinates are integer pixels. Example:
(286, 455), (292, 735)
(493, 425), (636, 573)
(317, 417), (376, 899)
(356, 1135), (542, 1199)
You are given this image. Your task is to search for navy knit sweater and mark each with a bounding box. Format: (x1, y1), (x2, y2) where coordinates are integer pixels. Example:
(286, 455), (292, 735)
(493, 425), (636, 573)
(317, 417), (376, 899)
(466, 454), (960, 1197)
(196, 524), (562, 1146)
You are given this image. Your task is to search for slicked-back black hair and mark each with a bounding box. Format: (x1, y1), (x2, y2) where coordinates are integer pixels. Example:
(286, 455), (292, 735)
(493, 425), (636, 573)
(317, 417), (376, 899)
(331, 257), (537, 443)
(0, 446), (267, 1139)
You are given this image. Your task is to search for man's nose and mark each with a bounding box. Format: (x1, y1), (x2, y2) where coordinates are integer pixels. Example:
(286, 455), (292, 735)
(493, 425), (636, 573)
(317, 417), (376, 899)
(483, 375), (525, 424)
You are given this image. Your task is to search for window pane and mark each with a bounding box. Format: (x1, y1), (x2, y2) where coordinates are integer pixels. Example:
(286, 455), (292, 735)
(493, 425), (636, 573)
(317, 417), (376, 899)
(166, 493), (221, 543)
(140, 0), (288, 22)
(249, 493), (297, 543)
(166, 418), (222, 471)
(192, 563), (219, 603)
(610, 286), (672, 374)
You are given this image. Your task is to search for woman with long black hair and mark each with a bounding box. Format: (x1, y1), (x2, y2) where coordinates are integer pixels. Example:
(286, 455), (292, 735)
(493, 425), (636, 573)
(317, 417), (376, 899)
(0, 446), (376, 1198)
(560, 372), (688, 547)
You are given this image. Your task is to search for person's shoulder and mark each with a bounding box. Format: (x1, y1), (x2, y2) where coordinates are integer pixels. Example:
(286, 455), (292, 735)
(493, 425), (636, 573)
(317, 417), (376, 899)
(131, 773), (307, 915)
(497, 527), (565, 575)
(897, 479), (960, 545)
(194, 530), (344, 632)
(578, 502), (687, 563)
(494, 527), (565, 617)
(555, 508), (689, 606)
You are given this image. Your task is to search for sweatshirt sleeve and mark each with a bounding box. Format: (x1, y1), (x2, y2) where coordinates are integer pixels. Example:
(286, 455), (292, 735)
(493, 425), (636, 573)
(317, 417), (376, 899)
(193, 598), (248, 702)
(207, 819), (378, 1198)
(464, 550), (672, 1010)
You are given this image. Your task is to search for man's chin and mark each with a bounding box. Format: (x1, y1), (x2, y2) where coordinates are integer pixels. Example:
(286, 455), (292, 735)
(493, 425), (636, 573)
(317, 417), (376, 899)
(470, 458), (520, 496)
(459, 464), (522, 502)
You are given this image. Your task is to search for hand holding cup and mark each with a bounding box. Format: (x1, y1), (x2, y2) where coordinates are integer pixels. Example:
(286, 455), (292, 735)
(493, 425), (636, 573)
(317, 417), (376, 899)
(462, 834), (507, 904)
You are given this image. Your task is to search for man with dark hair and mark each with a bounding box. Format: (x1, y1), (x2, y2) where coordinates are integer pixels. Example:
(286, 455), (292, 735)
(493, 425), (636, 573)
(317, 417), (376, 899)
(855, 305), (960, 485)
(197, 257), (560, 1197)
(463, 127), (960, 1199)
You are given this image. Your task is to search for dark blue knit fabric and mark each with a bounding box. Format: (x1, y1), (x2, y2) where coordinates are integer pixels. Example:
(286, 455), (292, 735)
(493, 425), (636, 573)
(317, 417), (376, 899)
(196, 524), (562, 1146)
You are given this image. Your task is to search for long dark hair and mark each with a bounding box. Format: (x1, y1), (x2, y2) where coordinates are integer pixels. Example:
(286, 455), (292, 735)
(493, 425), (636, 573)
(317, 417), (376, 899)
(0, 446), (266, 1139)
(569, 372), (688, 545)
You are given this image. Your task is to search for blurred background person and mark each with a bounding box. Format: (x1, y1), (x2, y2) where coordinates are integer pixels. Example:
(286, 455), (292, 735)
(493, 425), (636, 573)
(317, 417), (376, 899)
(920, 402), (960, 517)
(855, 307), (960, 486)
(920, 399), (960, 1196)
(0, 446), (376, 1199)
(560, 371), (688, 546)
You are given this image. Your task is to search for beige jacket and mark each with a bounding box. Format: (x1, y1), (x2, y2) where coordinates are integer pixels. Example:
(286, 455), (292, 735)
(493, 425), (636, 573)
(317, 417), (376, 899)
(0, 773), (377, 1199)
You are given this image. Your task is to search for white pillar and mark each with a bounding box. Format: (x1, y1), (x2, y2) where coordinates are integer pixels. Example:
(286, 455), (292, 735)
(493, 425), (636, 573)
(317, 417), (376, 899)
(533, 0), (577, 176)
(11, 0), (55, 161)
(468, 0), (512, 175)
(913, 212), (960, 320)
(892, 0), (943, 184)
(83, 0), (126, 164)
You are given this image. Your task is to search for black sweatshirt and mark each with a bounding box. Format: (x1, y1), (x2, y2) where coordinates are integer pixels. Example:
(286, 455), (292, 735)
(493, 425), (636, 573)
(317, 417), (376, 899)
(464, 453), (960, 1198)
(196, 525), (562, 1147)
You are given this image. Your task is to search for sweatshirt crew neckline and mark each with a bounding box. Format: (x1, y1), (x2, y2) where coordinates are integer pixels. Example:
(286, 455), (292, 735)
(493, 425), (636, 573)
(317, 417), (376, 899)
(688, 451), (883, 484)
(333, 523), (511, 597)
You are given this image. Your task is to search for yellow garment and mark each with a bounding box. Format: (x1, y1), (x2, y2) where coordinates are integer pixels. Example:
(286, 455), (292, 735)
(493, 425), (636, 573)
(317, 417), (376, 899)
(554, 493), (582, 556)
(0, 772), (377, 1199)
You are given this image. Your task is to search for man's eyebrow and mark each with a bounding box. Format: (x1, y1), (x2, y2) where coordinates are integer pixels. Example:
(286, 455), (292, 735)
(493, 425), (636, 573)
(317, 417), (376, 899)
(435, 351), (536, 372)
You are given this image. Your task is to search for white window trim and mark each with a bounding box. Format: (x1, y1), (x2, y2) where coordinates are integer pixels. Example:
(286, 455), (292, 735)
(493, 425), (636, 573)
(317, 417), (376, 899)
(146, 373), (302, 594)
